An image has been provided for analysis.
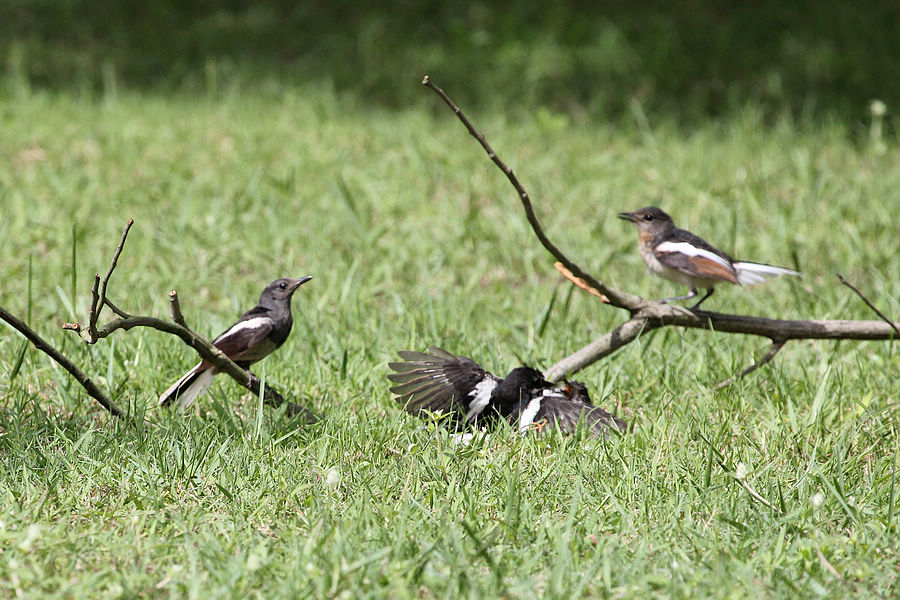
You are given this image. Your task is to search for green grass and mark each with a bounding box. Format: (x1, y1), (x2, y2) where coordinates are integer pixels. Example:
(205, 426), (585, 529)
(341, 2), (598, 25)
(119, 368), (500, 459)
(1, 80), (899, 599)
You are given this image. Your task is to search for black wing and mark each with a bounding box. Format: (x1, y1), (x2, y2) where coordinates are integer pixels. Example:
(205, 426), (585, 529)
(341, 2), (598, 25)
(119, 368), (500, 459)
(387, 347), (500, 421)
(512, 391), (626, 438)
(210, 315), (275, 364)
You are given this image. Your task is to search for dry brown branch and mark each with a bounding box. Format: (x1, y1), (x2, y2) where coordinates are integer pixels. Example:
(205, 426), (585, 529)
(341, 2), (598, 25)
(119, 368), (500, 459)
(713, 340), (787, 391)
(0, 305), (124, 417)
(60, 221), (320, 423)
(423, 76), (646, 312)
(423, 76), (900, 382)
(168, 290), (187, 327)
(838, 273), (900, 337)
(554, 262), (609, 302)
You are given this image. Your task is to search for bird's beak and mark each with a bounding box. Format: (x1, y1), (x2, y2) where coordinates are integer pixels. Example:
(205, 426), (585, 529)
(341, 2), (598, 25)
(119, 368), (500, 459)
(288, 275), (313, 292)
(617, 211), (637, 223)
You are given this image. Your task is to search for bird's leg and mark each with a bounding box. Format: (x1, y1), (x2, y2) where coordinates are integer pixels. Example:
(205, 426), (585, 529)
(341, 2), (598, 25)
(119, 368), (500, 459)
(658, 288), (699, 304)
(689, 288), (715, 310)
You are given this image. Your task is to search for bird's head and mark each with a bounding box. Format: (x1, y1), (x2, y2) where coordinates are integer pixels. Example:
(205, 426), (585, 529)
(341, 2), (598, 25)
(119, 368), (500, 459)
(617, 206), (676, 236)
(563, 380), (591, 403)
(260, 276), (313, 306)
(493, 366), (548, 408)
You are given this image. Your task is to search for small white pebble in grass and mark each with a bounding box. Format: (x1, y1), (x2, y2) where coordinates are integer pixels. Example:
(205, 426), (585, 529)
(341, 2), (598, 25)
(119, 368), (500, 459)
(812, 491), (825, 508)
(17, 524), (40, 551)
(247, 552), (262, 571)
(870, 99), (887, 118)
(325, 467), (341, 489)
(734, 462), (748, 481)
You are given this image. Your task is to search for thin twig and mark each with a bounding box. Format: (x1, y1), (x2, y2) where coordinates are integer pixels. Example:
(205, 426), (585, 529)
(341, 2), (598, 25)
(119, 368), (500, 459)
(544, 317), (649, 381)
(98, 219), (134, 314)
(86, 274), (101, 341)
(713, 339), (788, 391)
(168, 290), (186, 327)
(553, 262), (609, 302)
(103, 298), (131, 319)
(422, 75), (645, 312)
(0, 305), (124, 417)
(838, 273), (900, 337)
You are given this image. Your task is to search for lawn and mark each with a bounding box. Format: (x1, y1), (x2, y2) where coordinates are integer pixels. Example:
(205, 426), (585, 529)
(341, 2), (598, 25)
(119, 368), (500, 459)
(1, 61), (899, 598)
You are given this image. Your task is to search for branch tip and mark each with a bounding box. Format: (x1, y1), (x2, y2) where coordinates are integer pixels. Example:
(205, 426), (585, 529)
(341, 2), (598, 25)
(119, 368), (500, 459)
(837, 273), (900, 337)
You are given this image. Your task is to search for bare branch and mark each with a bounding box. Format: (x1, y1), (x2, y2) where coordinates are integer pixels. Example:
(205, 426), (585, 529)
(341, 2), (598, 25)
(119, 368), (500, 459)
(86, 273), (101, 342)
(98, 219), (134, 312)
(553, 262), (609, 303)
(838, 273), (900, 337)
(56, 219), (319, 422)
(0, 305), (124, 417)
(103, 298), (131, 319)
(713, 339), (787, 391)
(92, 312), (319, 423)
(168, 290), (186, 327)
(424, 76), (900, 385)
(548, 304), (899, 379)
(545, 318), (650, 382)
(423, 75), (645, 312)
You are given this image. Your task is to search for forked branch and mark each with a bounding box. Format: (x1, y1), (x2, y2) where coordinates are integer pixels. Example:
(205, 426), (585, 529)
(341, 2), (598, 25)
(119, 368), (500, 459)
(0, 306), (124, 417)
(423, 76), (900, 382)
(58, 221), (319, 422)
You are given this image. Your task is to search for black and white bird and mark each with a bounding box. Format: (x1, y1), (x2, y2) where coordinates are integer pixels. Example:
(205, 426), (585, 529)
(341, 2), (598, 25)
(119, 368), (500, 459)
(618, 206), (800, 309)
(388, 347), (626, 437)
(158, 276), (312, 409)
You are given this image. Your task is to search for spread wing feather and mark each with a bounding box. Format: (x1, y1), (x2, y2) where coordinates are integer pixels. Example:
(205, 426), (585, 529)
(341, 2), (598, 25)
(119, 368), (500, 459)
(388, 347), (500, 419)
(515, 394), (627, 438)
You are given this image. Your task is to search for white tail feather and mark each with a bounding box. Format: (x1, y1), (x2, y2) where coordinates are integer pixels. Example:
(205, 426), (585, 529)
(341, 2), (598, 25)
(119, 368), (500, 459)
(158, 363), (215, 409)
(175, 369), (215, 409)
(734, 262), (801, 286)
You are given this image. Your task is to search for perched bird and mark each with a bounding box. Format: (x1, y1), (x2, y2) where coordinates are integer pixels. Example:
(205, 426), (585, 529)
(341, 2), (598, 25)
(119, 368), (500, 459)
(159, 276), (312, 409)
(618, 206), (799, 309)
(388, 347), (626, 437)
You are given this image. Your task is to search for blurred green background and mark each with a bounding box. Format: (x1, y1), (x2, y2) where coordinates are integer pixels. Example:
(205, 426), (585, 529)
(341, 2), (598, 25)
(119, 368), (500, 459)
(3, 0), (898, 122)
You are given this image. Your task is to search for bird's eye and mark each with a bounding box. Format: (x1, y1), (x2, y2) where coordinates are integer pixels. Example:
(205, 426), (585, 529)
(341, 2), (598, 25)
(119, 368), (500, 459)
(279, 282), (287, 290)
(643, 213), (653, 221)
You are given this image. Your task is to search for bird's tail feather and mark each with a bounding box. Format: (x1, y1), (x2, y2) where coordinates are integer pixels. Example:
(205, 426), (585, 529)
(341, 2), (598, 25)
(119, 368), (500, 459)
(158, 364), (215, 409)
(734, 262), (801, 286)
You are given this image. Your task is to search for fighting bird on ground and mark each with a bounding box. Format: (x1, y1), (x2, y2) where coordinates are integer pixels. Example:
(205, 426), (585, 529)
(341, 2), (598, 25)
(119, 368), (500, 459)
(618, 206), (800, 309)
(388, 347), (626, 437)
(158, 276), (312, 409)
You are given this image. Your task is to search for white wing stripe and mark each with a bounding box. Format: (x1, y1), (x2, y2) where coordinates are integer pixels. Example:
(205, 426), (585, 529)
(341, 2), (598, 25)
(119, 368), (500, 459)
(518, 398), (542, 433)
(655, 241), (733, 270)
(465, 378), (498, 422)
(213, 316), (272, 343)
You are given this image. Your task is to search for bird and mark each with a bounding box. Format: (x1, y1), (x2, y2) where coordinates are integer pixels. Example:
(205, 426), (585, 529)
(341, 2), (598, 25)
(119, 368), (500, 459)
(387, 347), (626, 438)
(158, 276), (312, 409)
(618, 206), (800, 309)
